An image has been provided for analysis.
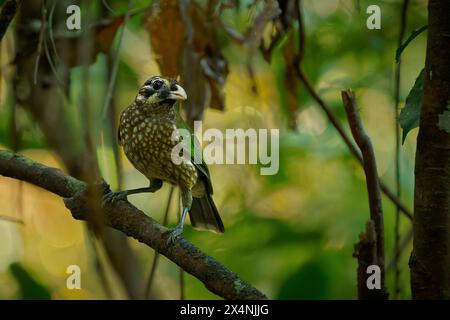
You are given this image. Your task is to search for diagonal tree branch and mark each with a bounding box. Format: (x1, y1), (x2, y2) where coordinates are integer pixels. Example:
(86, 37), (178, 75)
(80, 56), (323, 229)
(343, 91), (385, 264)
(222, 0), (412, 221)
(297, 68), (413, 221)
(287, 1), (412, 221)
(0, 150), (267, 300)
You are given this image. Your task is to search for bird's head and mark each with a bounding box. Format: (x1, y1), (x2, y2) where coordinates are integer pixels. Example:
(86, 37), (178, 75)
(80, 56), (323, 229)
(134, 76), (187, 108)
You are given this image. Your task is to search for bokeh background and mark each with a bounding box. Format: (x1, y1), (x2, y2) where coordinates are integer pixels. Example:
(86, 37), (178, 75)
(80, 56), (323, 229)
(0, 0), (427, 299)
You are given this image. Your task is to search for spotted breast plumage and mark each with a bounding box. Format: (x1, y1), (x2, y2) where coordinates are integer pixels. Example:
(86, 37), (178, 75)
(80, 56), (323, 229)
(104, 76), (224, 241)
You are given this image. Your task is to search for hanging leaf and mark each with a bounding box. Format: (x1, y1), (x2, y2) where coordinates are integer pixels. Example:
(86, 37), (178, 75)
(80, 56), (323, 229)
(145, 0), (228, 120)
(395, 25), (427, 62)
(146, 0), (184, 77)
(399, 68), (425, 143)
(438, 104), (450, 133)
(94, 15), (126, 53)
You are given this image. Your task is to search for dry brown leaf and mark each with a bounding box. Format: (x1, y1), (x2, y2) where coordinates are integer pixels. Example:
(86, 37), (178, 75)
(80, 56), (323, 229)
(145, 0), (228, 119)
(95, 15), (126, 53)
(146, 0), (184, 77)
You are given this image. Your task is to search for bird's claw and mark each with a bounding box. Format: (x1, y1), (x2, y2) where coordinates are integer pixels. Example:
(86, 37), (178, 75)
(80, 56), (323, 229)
(165, 226), (183, 245)
(102, 191), (128, 206)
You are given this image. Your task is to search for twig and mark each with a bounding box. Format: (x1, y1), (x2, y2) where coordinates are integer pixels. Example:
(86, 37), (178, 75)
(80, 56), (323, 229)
(0, 150), (267, 300)
(86, 229), (114, 299)
(0, 0), (22, 42)
(102, 0), (116, 14)
(393, 0), (410, 299)
(43, 31), (66, 87)
(386, 228), (412, 272)
(102, 2), (123, 192)
(144, 186), (175, 299)
(104, 64), (123, 190)
(43, 0), (66, 88)
(33, 1), (47, 85)
(47, 0), (60, 64)
(342, 89), (388, 299)
(220, 20), (244, 45)
(342, 90), (385, 264)
(297, 67), (413, 221)
(101, 1), (133, 120)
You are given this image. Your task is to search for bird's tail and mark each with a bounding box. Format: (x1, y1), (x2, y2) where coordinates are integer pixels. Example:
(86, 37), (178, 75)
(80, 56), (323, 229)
(189, 193), (224, 233)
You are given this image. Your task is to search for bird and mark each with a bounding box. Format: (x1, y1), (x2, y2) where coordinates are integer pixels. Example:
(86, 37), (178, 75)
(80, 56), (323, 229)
(103, 76), (224, 242)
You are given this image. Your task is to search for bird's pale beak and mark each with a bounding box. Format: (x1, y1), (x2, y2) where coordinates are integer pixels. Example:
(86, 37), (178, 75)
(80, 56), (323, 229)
(168, 84), (187, 100)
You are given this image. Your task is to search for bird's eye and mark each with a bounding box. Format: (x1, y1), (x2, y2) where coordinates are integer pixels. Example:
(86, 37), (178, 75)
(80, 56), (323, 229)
(152, 79), (164, 90)
(141, 86), (154, 97)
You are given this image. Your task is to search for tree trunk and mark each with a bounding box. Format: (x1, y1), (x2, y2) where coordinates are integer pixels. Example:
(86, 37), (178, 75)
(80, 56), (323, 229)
(410, 0), (450, 299)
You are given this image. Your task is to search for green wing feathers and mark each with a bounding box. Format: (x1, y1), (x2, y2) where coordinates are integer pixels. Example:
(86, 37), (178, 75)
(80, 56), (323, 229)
(175, 109), (223, 233)
(175, 111), (214, 194)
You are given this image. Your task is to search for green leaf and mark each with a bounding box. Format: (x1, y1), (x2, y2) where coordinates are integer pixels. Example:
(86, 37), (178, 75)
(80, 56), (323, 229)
(9, 262), (51, 300)
(395, 25), (428, 62)
(399, 68), (425, 143)
(438, 104), (450, 133)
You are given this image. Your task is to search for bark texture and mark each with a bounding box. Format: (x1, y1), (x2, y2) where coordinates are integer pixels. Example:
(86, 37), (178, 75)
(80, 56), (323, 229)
(410, 0), (450, 299)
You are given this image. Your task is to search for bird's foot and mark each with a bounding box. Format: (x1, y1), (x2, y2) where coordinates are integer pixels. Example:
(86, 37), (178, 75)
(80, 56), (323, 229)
(102, 190), (129, 206)
(165, 225), (184, 245)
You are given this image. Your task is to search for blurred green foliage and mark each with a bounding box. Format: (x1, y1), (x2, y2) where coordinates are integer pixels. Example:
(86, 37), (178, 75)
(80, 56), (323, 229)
(9, 263), (51, 300)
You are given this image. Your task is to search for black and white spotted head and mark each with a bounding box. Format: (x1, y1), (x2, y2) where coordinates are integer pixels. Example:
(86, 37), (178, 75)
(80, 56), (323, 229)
(135, 76), (187, 107)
